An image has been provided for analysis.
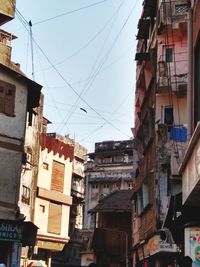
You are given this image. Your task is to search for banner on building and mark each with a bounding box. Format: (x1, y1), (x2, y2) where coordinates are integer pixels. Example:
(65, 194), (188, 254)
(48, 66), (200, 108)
(185, 227), (200, 265)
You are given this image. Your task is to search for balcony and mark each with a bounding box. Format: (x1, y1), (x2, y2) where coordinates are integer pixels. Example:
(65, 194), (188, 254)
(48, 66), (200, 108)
(71, 180), (84, 198)
(0, 0), (16, 26)
(158, 0), (189, 34)
(136, 18), (151, 40)
(142, 0), (157, 18)
(73, 163), (85, 177)
(157, 58), (187, 95)
(0, 29), (16, 65)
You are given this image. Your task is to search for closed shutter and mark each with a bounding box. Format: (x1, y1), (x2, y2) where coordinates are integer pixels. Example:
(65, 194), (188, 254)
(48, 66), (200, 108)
(48, 202), (62, 234)
(51, 160), (64, 192)
(0, 81), (15, 116)
(0, 86), (5, 113)
(5, 85), (15, 116)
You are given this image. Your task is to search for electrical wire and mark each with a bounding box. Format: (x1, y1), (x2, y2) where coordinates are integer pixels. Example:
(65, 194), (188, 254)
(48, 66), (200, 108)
(33, 0), (115, 26)
(56, 0), (125, 133)
(34, 2), (125, 72)
(57, 0), (139, 135)
(46, 100), (131, 116)
(13, 3), (131, 138)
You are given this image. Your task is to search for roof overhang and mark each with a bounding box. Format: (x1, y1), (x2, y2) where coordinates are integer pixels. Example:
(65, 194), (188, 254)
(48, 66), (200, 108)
(0, 62), (42, 109)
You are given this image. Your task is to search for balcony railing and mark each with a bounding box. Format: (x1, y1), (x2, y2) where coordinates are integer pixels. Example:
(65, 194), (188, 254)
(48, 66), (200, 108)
(157, 52), (188, 94)
(158, 0), (189, 28)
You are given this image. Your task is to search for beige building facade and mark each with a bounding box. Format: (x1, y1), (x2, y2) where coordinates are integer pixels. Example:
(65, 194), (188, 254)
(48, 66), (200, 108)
(0, 1), (42, 265)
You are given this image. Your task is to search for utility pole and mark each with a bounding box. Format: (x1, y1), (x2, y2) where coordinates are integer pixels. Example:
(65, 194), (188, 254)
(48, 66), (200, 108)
(29, 20), (35, 81)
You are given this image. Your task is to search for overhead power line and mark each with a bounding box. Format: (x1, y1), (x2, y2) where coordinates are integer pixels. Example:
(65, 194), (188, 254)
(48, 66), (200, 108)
(33, 0), (114, 26)
(35, 2), (124, 72)
(57, 0), (139, 135)
(57, 0), (125, 133)
(13, 3), (131, 138)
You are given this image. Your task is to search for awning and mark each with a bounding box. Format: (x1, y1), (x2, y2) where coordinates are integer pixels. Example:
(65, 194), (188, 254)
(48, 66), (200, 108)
(89, 189), (133, 213)
(27, 261), (46, 267)
(22, 221), (38, 246)
(163, 193), (200, 244)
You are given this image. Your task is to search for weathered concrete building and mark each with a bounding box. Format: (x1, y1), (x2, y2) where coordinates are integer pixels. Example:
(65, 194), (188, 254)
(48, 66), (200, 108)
(175, 0), (200, 263)
(19, 96), (44, 264)
(91, 189), (134, 267)
(81, 139), (135, 267)
(28, 131), (74, 267)
(53, 136), (87, 267)
(132, 0), (189, 266)
(0, 1), (42, 265)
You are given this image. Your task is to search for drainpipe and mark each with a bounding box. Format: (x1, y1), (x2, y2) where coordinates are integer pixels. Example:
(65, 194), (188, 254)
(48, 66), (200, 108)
(187, 5), (192, 139)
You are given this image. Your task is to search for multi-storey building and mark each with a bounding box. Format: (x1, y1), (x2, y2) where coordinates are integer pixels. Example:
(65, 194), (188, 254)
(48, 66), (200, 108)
(176, 0), (200, 264)
(132, 0), (190, 266)
(81, 139), (135, 267)
(90, 189), (134, 267)
(19, 95), (44, 264)
(53, 136), (87, 267)
(28, 130), (74, 267)
(0, 1), (42, 265)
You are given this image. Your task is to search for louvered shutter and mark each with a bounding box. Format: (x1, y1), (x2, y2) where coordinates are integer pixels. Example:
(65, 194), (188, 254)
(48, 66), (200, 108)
(51, 160), (64, 192)
(48, 202), (62, 234)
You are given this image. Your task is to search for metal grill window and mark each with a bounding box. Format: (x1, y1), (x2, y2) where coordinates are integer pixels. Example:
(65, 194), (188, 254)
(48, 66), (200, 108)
(175, 4), (189, 15)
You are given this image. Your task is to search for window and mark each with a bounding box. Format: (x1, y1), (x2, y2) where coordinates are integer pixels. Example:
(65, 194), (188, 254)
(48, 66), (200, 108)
(48, 202), (62, 234)
(102, 157), (112, 164)
(43, 162), (49, 170)
(165, 47), (173, 62)
(0, 80), (15, 116)
(21, 185), (30, 205)
(51, 160), (65, 192)
(136, 183), (149, 215)
(128, 183), (133, 189)
(175, 4), (189, 15)
(113, 155), (124, 163)
(40, 205), (45, 213)
(164, 106), (174, 126)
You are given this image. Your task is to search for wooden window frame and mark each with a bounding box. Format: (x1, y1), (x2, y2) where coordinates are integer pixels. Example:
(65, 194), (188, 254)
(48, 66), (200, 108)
(0, 80), (15, 117)
(165, 47), (173, 63)
(48, 202), (62, 234)
(21, 185), (30, 205)
(51, 160), (65, 193)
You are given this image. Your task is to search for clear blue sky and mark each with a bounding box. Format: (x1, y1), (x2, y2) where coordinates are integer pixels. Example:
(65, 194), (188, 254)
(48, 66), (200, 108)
(4, 0), (142, 152)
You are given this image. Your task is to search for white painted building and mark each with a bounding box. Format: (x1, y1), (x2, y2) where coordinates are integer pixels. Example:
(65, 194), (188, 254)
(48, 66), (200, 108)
(0, 1), (42, 265)
(30, 131), (74, 267)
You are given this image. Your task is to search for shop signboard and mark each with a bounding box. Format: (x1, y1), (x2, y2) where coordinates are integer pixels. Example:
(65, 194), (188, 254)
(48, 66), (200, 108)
(143, 243), (150, 258)
(148, 235), (177, 255)
(0, 220), (23, 242)
(182, 138), (200, 204)
(185, 227), (200, 265)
